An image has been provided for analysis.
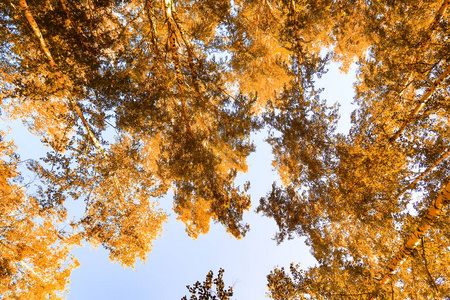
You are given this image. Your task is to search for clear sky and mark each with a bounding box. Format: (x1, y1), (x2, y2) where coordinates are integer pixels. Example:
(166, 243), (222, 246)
(8, 62), (356, 300)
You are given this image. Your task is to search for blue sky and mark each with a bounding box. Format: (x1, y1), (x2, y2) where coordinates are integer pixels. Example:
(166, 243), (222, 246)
(7, 62), (356, 300)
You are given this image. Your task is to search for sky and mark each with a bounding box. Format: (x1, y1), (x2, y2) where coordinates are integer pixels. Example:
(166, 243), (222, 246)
(8, 62), (357, 300)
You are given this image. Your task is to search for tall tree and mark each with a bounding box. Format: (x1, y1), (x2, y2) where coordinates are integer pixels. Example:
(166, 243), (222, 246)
(1, 0), (260, 287)
(258, 0), (450, 298)
(3, 0), (169, 269)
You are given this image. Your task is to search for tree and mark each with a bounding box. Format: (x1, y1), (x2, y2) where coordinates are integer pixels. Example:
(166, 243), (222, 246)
(1, 0), (258, 296)
(181, 268), (234, 300)
(0, 132), (79, 299)
(2, 0), (169, 269)
(258, 0), (450, 298)
(265, 181), (450, 299)
(2, 0), (264, 296)
(116, 0), (262, 238)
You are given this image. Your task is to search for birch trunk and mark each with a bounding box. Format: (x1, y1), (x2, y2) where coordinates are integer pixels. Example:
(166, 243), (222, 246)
(369, 180), (450, 299)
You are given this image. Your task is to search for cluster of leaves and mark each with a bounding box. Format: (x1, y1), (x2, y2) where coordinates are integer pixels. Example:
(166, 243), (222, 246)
(0, 133), (79, 298)
(181, 269), (233, 300)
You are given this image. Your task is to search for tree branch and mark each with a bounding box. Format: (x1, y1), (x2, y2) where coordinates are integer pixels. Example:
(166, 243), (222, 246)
(421, 237), (440, 293)
(396, 148), (450, 199)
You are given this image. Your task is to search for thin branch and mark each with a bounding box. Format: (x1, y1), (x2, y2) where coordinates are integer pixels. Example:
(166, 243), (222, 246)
(390, 64), (450, 143)
(105, 120), (118, 130)
(391, 281), (394, 300)
(0, 174), (37, 200)
(396, 148), (450, 199)
(20, 261), (44, 282)
(421, 237), (440, 293)
(263, 0), (279, 21)
(17, 158), (35, 164)
(330, 291), (389, 296)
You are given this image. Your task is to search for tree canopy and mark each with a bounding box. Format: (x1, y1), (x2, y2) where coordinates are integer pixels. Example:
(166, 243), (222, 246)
(0, 0), (449, 298)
